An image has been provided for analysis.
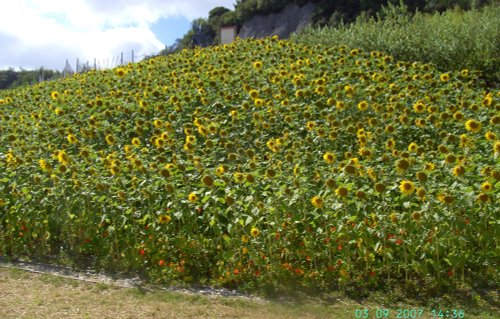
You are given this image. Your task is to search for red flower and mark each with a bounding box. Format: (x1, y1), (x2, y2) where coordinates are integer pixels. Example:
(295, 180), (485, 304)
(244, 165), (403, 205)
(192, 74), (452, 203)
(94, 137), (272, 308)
(369, 271), (376, 277)
(395, 238), (403, 245)
(138, 248), (145, 256)
(233, 268), (240, 275)
(337, 244), (343, 251)
(158, 259), (165, 267)
(447, 270), (454, 277)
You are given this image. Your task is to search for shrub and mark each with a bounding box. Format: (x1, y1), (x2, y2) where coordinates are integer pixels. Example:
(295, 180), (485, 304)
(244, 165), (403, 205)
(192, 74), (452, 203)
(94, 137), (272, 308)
(293, 3), (500, 86)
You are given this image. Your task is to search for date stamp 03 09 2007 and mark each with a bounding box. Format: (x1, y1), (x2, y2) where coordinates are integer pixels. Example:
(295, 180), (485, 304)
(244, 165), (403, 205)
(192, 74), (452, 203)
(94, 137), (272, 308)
(353, 308), (466, 319)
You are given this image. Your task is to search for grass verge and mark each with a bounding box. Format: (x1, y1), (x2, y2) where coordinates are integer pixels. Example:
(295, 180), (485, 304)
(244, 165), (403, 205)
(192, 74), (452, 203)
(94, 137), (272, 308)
(0, 267), (498, 319)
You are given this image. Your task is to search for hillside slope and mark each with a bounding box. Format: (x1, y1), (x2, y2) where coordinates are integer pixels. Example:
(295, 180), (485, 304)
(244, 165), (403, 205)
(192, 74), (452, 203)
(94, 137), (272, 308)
(0, 37), (498, 295)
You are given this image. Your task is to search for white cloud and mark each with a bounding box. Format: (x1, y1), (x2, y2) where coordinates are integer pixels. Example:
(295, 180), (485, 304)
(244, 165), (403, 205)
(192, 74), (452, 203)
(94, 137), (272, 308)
(0, 0), (236, 70)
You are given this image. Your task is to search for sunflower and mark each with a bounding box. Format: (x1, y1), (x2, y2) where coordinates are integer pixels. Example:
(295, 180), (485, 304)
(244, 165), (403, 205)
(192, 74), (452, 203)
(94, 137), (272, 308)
(39, 159), (52, 172)
(412, 211), (422, 221)
(131, 137), (141, 147)
(188, 192), (198, 203)
(465, 119), (482, 133)
(484, 131), (496, 141)
(438, 193), (454, 204)
(51, 91), (59, 99)
(335, 187), (348, 198)
(115, 67), (127, 77)
(452, 165), (465, 177)
(57, 150), (69, 165)
(416, 171), (427, 182)
(396, 159), (410, 172)
(399, 180), (415, 195)
(306, 121), (316, 131)
(413, 101), (425, 113)
(323, 152), (335, 164)
(477, 193), (490, 202)
(250, 227), (260, 237)
(245, 174), (255, 183)
(357, 101), (368, 111)
(481, 181), (492, 192)
(439, 73), (450, 82)
(494, 141), (500, 155)
(216, 165), (225, 176)
(158, 214), (171, 224)
(249, 89), (259, 99)
(67, 134), (78, 144)
(416, 187), (426, 200)
(311, 196), (323, 208)
(105, 134), (115, 145)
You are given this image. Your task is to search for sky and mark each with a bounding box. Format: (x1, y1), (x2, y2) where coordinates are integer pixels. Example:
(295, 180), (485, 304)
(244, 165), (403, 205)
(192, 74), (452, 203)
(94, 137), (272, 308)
(0, 0), (236, 71)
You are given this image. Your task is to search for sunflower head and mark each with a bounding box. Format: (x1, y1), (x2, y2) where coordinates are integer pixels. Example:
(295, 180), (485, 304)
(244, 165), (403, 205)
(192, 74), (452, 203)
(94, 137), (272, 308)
(188, 192), (198, 203)
(399, 180), (415, 195)
(311, 196), (324, 208)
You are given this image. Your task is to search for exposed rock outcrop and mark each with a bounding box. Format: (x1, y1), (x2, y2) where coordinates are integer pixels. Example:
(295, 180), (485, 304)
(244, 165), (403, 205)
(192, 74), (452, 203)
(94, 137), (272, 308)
(238, 2), (316, 39)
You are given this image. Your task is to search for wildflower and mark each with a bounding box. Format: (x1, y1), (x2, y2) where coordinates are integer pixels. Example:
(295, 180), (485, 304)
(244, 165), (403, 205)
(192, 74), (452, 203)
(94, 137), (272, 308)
(399, 180), (415, 195)
(51, 91), (59, 99)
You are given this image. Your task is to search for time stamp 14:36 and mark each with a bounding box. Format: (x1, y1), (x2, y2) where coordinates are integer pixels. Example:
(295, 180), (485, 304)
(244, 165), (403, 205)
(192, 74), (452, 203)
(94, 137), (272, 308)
(354, 308), (466, 318)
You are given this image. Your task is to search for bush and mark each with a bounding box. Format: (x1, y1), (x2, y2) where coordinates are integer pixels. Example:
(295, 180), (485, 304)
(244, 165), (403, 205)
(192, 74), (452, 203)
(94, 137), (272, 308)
(293, 3), (500, 86)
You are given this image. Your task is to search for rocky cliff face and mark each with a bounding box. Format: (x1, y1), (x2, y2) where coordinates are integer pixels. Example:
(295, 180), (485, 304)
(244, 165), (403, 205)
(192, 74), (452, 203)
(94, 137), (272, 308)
(238, 2), (316, 40)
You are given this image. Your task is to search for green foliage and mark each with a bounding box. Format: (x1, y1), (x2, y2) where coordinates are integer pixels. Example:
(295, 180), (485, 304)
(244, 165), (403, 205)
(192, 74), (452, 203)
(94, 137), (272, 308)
(293, 3), (500, 86)
(0, 68), (61, 90)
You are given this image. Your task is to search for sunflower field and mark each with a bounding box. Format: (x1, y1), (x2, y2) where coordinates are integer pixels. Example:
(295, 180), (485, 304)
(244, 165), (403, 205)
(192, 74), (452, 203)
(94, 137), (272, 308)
(0, 36), (498, 294)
